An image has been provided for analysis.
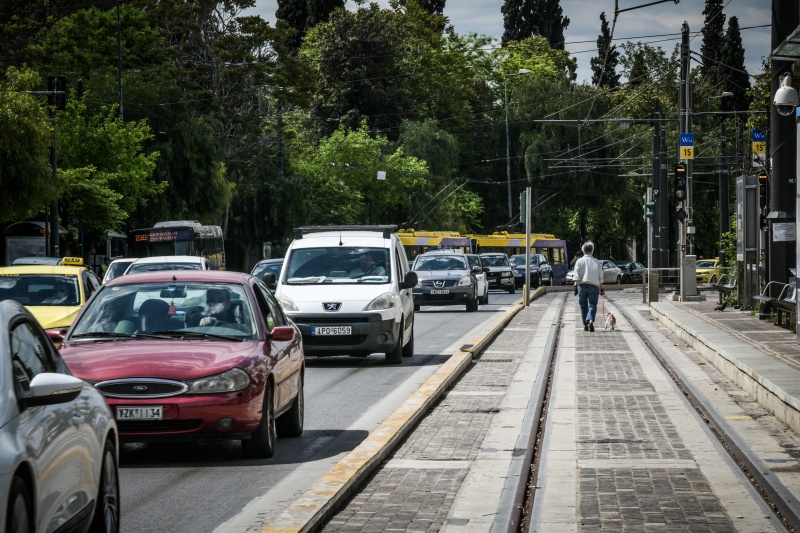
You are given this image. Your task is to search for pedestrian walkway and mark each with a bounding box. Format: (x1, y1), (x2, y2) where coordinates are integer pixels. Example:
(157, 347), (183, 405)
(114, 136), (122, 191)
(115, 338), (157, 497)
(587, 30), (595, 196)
(267, 287), (800, 532)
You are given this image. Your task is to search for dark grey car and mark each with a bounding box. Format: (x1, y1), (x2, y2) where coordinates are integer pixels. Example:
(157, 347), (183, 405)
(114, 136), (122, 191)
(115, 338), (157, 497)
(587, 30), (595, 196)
(479, 253), (515, 294)
(412, 251), (480, 312)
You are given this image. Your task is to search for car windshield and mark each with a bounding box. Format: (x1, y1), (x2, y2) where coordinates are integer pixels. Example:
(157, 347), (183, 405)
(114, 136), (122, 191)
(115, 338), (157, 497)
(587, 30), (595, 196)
(69, 281), (256, 340)
(252, 262), (283, 279)
(414, 255), (468, 271)
(481, 255), (509, 267)
(0, 274), (80, 306)
(127, 262), (202, 274)
(509, 255), (542, 266)
(284, 247), (390, 284)
(105, 261), (133, 282)
(696, 261), (716, 268)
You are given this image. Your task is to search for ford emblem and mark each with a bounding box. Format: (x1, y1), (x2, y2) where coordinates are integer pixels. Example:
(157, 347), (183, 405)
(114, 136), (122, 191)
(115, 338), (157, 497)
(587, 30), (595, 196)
(133, 385), (149, 392)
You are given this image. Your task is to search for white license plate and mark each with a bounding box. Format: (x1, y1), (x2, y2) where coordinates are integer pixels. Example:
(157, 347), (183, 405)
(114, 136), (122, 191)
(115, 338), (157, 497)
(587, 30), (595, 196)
(117, 406), (163, 420)
(312, 326), (351, 335)
(430, 289), (450, 294)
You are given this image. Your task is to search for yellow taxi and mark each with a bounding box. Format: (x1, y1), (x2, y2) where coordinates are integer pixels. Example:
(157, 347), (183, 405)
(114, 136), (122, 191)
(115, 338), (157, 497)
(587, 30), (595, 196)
(0, 256), (101, 334)
(696, 257), (721, 284)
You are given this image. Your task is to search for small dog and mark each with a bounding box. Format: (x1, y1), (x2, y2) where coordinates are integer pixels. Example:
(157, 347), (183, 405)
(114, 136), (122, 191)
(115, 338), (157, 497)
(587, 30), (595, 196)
(603, 311), (616, 330)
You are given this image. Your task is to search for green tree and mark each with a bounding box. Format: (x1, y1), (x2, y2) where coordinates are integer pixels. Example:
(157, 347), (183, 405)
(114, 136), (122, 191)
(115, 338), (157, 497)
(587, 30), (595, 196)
(720, 16), (750, 113)
(0, 67), (54, 223)
(590, 12), (620, 88)
(291, 123), (428, 225)
(501, 0), (569, 49)
(700, 0), (726, 87)
(399, 0), (446, 15)
(276, 0), (309, 51)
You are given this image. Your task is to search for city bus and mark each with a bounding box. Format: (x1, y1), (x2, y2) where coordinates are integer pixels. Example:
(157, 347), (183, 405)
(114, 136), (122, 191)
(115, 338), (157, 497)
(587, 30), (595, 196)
(128, 220), (225, 270)
(469, 232), (569, 285)
(395, 229), (475, 262)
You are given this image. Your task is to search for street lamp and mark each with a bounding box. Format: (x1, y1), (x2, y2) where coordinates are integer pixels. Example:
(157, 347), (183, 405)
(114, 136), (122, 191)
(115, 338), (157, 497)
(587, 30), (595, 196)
(505, 68), (531, 220)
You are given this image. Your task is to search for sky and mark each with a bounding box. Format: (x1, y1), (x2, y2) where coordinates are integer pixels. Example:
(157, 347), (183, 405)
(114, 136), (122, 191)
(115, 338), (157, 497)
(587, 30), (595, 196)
(243, 0), (771, 85)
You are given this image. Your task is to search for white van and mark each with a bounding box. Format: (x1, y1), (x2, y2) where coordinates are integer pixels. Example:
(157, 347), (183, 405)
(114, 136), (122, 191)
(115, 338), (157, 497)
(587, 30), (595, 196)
(274, 226), (417, 364)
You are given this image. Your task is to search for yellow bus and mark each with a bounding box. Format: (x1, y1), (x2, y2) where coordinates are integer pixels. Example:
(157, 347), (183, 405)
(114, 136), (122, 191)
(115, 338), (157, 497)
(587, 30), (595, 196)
(395, 229), (475, 263)
(468, 232), (569, 285)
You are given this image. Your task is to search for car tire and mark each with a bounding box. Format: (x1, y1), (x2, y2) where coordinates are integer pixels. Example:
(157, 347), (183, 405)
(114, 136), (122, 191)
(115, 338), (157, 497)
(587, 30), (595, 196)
(508, 285), (515, 294)
(6, 476), (32, 533)
(276, 375), (304, 438)
(616, 275), (622, 284)
(89, 439), (121, 533)
(483, 291), (490, 305)
(401, 318), (414, 357)
(466, 295), (478, 312)
(622, 274), (631, 284)
(242, 382), (276, 459)
(414, 304), (420, 312)
(386, 323), (404, 364)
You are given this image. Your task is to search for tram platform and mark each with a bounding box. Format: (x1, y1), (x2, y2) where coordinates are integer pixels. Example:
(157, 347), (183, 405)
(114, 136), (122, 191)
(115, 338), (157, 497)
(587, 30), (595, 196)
(263, 288), (800, 533)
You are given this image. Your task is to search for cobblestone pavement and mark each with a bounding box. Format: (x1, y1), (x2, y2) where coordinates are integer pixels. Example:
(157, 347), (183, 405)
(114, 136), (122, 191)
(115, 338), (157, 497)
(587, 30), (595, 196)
(322, 289), (797, 532)
(322, 294), (554, 532)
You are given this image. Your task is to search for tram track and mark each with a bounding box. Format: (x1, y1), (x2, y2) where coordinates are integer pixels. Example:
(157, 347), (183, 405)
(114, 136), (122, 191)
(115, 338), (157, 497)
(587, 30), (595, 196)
(513, 293), (800, 533)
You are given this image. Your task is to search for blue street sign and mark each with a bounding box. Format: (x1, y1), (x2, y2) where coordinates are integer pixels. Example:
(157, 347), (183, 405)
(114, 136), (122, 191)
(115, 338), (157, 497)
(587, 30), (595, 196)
(752, 130), (765, 143)
(679, 133), (694, 146)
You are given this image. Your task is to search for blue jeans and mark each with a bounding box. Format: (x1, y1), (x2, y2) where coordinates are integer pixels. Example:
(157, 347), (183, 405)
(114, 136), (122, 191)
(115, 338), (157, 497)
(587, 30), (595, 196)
(578, 284), (600, 325)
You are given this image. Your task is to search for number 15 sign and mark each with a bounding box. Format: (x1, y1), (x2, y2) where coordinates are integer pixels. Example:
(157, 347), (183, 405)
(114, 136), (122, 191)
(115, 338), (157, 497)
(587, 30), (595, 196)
(680, 133), (694, 160)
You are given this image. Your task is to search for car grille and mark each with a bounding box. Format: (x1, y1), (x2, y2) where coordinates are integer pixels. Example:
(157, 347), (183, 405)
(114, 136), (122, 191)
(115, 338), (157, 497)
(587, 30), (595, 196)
(303, 334), (368, 346)
(296, 316), (370, 324)
(96, 379), (188, 399)
(118, 419), (203, 433)
(422, 280), (457, 288)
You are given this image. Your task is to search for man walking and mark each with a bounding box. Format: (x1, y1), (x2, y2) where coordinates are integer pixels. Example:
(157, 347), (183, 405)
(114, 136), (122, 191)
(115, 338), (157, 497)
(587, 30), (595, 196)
(573, 242), (604, 332)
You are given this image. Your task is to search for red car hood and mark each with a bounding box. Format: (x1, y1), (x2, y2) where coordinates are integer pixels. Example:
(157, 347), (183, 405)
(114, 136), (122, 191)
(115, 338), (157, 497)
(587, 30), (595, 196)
(59, 340), (262, 382)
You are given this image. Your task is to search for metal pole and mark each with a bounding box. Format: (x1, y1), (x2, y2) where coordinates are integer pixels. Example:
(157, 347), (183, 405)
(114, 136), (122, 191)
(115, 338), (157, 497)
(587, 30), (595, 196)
(504, 77), (512, 220)
(651, 100), (660, 267)
(720, 121), (729, 265)
(646, 187), (653, 304)
(524, 187), (531, 306)
(116, 0), (124, 120)
(678, 22), (689, 300)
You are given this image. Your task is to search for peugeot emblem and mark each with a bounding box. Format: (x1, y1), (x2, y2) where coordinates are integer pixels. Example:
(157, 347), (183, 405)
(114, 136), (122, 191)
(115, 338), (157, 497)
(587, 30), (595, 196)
(434, 280), (445, 288)
(133, 385), (148, 392)
(323, 302), (342, 312)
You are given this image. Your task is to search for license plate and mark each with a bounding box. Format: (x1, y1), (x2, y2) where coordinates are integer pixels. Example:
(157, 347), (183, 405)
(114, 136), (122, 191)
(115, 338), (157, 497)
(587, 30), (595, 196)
(312, 326), (351, 335)
(117, 406), (162, 420)
(430, 289), (450, 294)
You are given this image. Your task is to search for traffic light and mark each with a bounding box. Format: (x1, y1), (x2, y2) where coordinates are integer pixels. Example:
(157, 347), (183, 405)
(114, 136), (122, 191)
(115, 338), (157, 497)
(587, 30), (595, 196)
(643, 192), (656, 222)
(674, 163), (687, 202)
(676, 207), (687, 222)
(758, 170), (768, 208)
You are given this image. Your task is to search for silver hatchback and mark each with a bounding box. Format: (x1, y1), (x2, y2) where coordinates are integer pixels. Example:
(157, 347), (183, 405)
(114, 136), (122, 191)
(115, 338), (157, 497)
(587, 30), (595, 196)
(412, 250), (481, 312)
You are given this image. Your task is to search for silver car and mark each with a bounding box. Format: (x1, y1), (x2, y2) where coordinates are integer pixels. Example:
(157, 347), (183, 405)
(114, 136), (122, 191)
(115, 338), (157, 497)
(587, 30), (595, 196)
(0, 300), (120, 533)
(567, 259), (623, 285)
(412, 250), (480, 312)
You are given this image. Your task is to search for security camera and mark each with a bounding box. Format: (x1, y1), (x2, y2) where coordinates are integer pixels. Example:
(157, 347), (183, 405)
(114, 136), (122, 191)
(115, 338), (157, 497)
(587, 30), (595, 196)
(774, 73), (799, 117)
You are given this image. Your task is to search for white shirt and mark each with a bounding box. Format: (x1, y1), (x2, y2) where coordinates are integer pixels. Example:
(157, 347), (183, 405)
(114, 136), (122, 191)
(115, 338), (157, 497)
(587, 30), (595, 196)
(575, 255), (602, 287)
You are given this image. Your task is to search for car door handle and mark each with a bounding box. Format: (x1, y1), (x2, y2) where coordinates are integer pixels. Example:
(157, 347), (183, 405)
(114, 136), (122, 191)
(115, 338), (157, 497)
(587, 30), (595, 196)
(72, 413), (84, 427)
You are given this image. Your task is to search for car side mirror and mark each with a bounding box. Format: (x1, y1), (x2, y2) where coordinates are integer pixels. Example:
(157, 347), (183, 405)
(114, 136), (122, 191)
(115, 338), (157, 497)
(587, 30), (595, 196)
(400, 271), (418, 289)
(268, 325), (294, 343)
(46, 328), (68, 345)
(472, 265), (482, 274)
(262, 272), (276, 286)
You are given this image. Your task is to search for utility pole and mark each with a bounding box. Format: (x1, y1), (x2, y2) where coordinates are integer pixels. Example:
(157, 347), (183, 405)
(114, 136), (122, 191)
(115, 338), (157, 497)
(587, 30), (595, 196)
(651, 99), (661, 267)
(720, 121), (729, 265)
(678, 22), (690, 299)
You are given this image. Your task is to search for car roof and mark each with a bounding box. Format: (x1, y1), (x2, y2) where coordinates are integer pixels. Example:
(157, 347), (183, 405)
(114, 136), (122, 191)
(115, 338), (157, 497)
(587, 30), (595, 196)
(129, 255), (206, 264)
(109, 258), (136, 264)
(105, 269), (251, 286)
(419, 249), (466, 256)
(480, 252), (506, 256)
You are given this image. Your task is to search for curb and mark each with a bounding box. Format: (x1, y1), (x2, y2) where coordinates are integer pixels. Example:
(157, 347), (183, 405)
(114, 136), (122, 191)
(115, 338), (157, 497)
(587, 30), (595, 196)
(261, 300), (527, 533)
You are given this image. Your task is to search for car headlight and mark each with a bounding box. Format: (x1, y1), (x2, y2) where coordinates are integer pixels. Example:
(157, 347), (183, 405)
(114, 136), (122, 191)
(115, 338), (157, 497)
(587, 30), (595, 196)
(365, 292), (397, 311)
(276, 294), (298, 311)
(458, 275), (472, 286)
(501, 272), (513, 278)
(186, 368), (250, 394)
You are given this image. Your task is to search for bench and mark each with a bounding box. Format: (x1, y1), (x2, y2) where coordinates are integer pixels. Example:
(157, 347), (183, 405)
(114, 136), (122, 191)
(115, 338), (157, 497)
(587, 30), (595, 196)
(753, 280), (789, 318)
(714, 269), (737, 303)
(774, 278), (797, 328)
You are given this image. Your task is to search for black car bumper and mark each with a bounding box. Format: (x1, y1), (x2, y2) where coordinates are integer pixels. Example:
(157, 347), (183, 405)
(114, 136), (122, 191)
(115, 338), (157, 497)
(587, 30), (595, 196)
(290, 312), (399, 357)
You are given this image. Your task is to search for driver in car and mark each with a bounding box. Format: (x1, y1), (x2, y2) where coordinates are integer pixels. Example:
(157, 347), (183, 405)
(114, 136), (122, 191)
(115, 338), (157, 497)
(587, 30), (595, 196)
(199, 288), (240, 327)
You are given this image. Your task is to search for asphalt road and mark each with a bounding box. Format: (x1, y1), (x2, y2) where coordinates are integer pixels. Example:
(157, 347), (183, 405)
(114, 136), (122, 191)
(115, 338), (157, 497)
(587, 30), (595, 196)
(117, 291), (522, 533)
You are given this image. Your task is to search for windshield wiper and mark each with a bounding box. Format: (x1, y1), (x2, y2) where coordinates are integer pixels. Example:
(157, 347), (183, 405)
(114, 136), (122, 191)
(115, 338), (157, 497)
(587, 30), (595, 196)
(172, 331), (247, 342)
(70, 331), (171, 340)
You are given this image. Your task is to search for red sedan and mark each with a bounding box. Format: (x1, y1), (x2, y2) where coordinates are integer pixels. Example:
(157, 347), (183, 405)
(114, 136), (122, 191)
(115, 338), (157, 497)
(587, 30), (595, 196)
(57, 270), (305, 459)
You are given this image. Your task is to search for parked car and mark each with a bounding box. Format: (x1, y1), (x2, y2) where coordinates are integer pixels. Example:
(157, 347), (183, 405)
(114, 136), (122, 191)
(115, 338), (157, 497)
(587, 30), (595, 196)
(616, 261), (647, 284)
(412, 249), (480, 312)
(0, 256), (101, 335)
(696, 258), (721, 284)
(103, 257), (136, 283)
(479, 253), (516, 294)
(251, 258), (284, 291)
(509, 254), (553, 288)
(465, 254), (489, 304)
(124, 255), (213, 275)
(57, 270), (305, 459)
(0, 299), (120, 533)
(567, 259), (624, 285)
